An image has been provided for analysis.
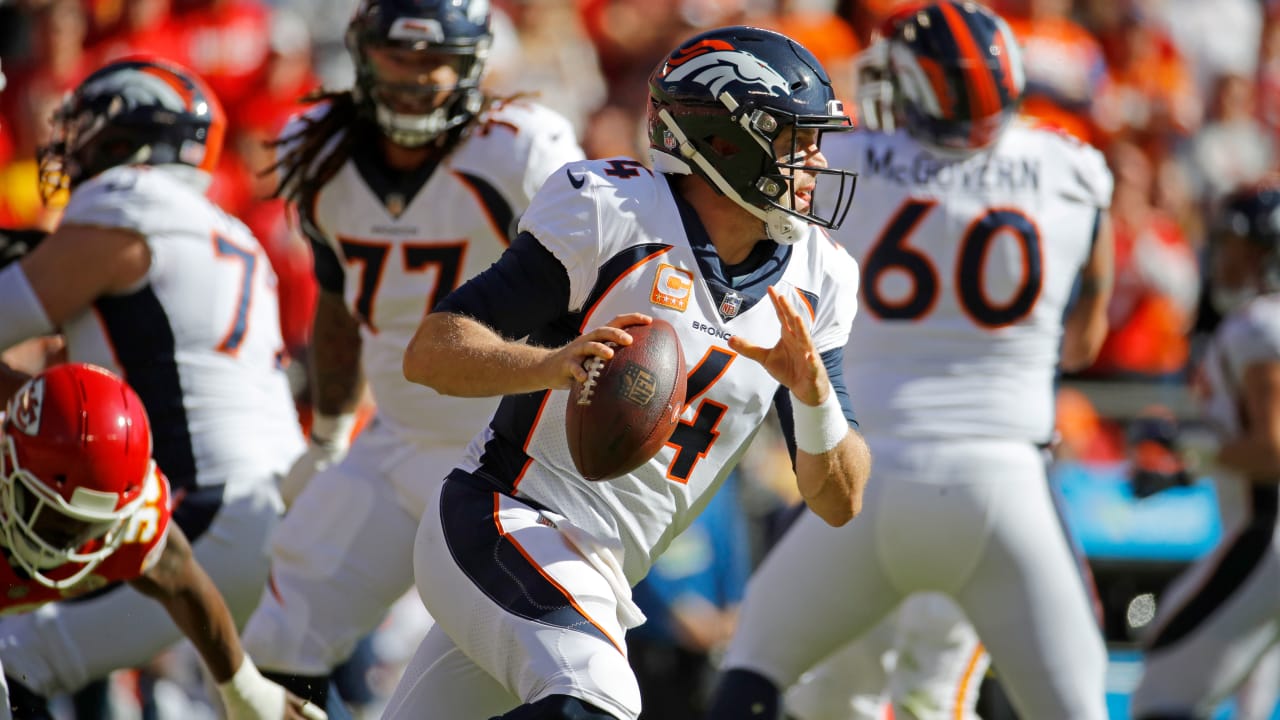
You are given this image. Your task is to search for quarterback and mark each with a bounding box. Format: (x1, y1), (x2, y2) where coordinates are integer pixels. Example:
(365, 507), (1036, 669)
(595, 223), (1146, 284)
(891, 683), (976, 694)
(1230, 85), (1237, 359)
(388, 25), (871, 720)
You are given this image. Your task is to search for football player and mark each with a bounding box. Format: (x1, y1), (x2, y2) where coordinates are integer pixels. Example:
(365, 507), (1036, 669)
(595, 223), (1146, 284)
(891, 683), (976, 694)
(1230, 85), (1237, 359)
(0, 364), (322, 720)
(234, 0), (585, 713)
(388, 24), (871, 720)
(1129, 181), (1280, 719)
(0, 56), (305, 711)
(705, 3), (1115, 719)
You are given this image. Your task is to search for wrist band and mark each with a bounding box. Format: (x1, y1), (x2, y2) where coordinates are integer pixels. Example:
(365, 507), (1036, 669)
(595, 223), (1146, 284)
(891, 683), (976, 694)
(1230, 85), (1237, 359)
(311, 412), (356, 447)
(792, 387), (848, 455)
(217, 655), (282, 715)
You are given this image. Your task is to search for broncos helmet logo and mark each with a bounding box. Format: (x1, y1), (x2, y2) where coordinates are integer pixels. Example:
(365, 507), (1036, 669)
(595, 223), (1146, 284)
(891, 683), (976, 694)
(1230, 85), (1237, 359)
(664, 47), (791, 98)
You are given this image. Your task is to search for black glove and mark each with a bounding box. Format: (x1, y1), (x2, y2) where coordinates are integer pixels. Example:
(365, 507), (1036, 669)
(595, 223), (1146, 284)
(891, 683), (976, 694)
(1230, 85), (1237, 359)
(1127, 410), (1192, 499)
(0, 228), (47, 269)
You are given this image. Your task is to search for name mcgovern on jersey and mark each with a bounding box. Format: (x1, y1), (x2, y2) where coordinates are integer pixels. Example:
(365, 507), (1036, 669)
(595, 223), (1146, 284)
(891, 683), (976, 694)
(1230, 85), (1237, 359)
(863, 146), (1041, 192)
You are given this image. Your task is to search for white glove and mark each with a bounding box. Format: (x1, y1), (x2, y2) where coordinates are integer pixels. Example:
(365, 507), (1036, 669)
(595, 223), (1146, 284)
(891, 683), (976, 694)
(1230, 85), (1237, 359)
(218, 655), (327, 720)
(279, 414), (355, 508)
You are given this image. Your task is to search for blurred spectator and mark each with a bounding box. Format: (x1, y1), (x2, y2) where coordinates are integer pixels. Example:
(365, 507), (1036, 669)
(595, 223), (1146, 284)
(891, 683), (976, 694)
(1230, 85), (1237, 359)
(1259, 11), (1280, 146)
(1089, 0), (1200, 151)
(1185, 73), (1275, 206)
(486, 0), (607, 140)
(177, 0), (274, 115)
(1090, 141), (1201, 379)
(579, 0), (683, 110)
(1001, 0), (1109, 144)
(753, 0), (860, 103)
(1054, 386), (1125, 463)
(87, 0), (190, 68)
(1152, 0), (1263, 104)
(628, 474), (751, 720)
(0, 0), (89, 229)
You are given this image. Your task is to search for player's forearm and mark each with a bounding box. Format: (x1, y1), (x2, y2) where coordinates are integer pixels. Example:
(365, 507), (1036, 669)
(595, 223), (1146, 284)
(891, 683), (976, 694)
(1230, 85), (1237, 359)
(129, 530), (242, 682)
(1216, 437), (1280, 482)
(404, 311), (557, 397)
(794, 429), (870, 526)
(310, 290), (366, 416)
(1060, 290), (1108, 372)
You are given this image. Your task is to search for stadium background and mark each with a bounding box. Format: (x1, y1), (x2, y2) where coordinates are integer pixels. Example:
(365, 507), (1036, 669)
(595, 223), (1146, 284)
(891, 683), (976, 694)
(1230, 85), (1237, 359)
(0, 0), (1277, 717)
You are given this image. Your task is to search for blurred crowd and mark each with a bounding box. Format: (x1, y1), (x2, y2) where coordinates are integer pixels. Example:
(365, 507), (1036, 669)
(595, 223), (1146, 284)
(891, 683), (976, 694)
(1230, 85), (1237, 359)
(1, 0), (1278, 717)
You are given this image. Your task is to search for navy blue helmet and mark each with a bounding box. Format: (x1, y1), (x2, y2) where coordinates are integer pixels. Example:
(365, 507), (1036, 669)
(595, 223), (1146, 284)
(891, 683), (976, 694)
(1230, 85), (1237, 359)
(346, 0), (493, 147)
(647, 25), (858, 243)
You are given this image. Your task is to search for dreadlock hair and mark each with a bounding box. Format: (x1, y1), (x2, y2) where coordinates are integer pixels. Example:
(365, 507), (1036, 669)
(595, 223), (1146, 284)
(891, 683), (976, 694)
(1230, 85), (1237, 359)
(265, 88), (537, 224)
(267, 88), (361, 217)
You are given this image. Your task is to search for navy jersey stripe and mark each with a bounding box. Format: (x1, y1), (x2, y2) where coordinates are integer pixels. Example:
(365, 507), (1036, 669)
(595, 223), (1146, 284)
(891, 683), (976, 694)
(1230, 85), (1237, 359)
(1147, 485), (1278, 651)
(670, 182), (791, 321)
(350, 132), (441, 214)
(477, 390), (550, 494)
(474, 241), (671, 487)
(439, 478), (621, 650)
(94, 288), (198, 492)
(573, 243), (672, 330)
(455, 171), (517, 243)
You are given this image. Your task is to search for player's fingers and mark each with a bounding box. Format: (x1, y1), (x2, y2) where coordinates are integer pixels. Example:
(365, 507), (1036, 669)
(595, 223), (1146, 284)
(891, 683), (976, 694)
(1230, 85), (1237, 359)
(604, 312), (652, 331)
(583, 325), (633, 347)
(767, 287), (794, 334)
(298, 700), (328, 720)
(727, 335), (767, 364)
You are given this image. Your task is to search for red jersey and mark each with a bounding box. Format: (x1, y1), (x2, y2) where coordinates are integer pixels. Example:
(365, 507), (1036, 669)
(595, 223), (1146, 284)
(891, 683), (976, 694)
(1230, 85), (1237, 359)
(1, 468), (172, 616)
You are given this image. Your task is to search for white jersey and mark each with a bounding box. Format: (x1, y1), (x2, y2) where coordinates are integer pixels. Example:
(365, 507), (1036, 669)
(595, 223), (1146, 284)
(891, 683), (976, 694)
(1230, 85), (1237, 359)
(1196, 293), (1280, 525)
(456, 159), (860, 585)
(58, 164), (304, 493)
(301, 100), (584, 444)
(824, 122), (1112, 442)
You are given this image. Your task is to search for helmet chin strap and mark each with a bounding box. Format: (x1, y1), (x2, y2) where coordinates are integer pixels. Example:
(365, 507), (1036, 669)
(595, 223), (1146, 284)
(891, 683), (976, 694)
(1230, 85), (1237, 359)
(655, 108), (805, 245)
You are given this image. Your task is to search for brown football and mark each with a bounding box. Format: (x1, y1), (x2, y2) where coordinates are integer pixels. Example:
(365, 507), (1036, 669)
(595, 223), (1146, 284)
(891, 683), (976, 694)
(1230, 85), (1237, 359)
(566, 319), (686, 481)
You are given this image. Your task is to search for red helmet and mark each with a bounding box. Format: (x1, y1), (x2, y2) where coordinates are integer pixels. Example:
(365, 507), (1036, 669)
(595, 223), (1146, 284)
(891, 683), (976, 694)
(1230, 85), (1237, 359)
(1, 364), (153, 589)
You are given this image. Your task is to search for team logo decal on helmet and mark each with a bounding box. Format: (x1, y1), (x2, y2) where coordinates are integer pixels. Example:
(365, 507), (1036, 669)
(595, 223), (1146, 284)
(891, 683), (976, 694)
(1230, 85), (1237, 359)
(662, 40), (792, 97)
(0, 364), (153, 589)
(8, 377), (44, 437)
(648, 26), (858, 244)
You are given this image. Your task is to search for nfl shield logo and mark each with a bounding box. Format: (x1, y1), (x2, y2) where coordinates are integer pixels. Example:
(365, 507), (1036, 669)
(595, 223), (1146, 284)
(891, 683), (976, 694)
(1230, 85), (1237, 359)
(719, 291), (743, 319)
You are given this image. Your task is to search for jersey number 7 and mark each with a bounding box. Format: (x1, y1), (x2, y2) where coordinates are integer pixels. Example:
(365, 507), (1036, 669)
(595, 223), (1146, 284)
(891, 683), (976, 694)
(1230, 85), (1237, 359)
(862, 199), (1043, 329)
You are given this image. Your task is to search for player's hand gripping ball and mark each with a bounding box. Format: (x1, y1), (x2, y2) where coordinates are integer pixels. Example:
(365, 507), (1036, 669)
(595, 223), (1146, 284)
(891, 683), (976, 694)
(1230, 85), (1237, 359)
(566, 318), (686, 481)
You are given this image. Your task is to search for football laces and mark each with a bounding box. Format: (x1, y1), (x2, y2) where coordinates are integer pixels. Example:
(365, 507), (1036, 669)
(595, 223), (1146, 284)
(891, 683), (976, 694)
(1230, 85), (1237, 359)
(577, 355), (605, 406)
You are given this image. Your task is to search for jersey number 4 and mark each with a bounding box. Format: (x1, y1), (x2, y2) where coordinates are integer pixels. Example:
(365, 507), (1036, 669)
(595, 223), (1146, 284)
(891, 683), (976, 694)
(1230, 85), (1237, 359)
(664, 347), (736, 483)
(863, 199), (1043, 329)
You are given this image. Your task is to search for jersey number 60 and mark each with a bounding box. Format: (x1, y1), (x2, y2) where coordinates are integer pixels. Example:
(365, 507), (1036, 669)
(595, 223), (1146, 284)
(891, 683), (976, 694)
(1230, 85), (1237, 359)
(862, 199), (1043, 329)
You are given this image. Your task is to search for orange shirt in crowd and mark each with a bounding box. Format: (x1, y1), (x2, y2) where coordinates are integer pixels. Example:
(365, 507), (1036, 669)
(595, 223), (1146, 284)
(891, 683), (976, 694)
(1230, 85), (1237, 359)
(1006, 15), (1107, 144)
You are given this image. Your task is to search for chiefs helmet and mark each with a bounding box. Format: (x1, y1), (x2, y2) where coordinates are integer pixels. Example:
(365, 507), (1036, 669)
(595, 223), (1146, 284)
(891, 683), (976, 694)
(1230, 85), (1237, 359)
(347, 0), (492, 147)
(37, 56), (225, 205)
(648, 25), (858, 244)
(0, 364), (153, 589)
(858, 1), (1024, 155)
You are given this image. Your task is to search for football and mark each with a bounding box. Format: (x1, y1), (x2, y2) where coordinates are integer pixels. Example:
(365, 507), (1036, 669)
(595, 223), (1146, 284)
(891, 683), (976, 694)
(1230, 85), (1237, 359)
(566, 319), (686, 481)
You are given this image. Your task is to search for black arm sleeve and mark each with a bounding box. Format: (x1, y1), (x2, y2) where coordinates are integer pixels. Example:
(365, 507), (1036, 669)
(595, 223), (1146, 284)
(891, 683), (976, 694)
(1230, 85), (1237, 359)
(0, 228), (47, 269)
(773, 346), (859, 467)
(434, 231), (571, 340)
(309, 237), (345, 294)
